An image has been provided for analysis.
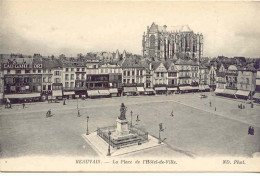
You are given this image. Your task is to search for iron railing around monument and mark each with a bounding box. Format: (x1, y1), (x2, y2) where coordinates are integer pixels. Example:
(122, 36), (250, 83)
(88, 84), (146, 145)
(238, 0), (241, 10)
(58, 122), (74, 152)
(97, 125), (148, 148)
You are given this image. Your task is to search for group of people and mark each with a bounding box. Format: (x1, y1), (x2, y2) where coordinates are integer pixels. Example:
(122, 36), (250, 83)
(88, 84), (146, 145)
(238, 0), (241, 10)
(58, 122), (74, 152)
(238, 103), (245, 109)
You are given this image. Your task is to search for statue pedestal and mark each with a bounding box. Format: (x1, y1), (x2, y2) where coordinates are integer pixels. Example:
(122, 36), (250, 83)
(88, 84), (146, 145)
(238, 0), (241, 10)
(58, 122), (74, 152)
(112, 119), (134, 140)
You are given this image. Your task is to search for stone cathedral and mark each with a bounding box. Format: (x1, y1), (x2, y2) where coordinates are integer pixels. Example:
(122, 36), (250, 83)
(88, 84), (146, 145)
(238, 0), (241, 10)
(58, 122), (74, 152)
(142, 22), (203, 61)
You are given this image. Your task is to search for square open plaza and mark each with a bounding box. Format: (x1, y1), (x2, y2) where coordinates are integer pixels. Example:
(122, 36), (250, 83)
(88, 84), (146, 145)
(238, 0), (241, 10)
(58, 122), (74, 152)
(0, 92), (259, 158)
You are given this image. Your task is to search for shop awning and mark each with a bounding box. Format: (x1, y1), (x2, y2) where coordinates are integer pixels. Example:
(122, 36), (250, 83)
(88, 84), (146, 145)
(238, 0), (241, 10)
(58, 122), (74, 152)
(87, 90), (99, 96)
(145, 88), (155, 92)
(253, 92), (260, 100)
(215, 88), (225, 94)
(63, 91), (75, 95)
(137, 87), (145, 92)
(109, 88), (118, 94)
(199, 85), (205, 90)
(5, 93), (41, 99)
(235, 90), (250, 97)
(124, 87), (137, 93)
(154, 87), (166, 91)
(98, 89), (110, 96)
(189, 86), (199, 91)
(204, 85), (210, 90)
(167, 87), (178, 91)
(52, 90), (62, 97)
(223, 89), (237, 95)
(179, 86), (190, 91)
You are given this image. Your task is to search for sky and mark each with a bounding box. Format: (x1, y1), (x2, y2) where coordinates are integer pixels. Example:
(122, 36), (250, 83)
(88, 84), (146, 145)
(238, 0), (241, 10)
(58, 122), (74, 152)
(0, 1), (260, 58)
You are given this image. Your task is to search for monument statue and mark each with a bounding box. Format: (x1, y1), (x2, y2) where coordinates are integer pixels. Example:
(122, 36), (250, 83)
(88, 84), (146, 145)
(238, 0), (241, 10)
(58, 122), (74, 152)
(119, 103), (127, 120)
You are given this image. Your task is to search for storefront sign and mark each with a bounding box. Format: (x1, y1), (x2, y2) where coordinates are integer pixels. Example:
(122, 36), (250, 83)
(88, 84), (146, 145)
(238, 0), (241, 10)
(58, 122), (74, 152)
(3, 64), (42, 69)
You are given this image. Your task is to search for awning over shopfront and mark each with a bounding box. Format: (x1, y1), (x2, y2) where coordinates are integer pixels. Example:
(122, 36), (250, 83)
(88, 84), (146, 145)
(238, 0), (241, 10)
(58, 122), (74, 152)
(253, 92), (260, 100)
(222, 89), (237, 95)
(189, 86), (199, 91)
(87, 90), (99, 96)
(204, 85), (210, 90)
(179, 86), (190, 91)
(124, 87), (137, 93)
(5, 93), (41, 99)
(154, 87), (166, 91)
(145, 88), (155, 92)
(137, 87), (145, 92)
(109, 88), (118, 94)
(199, 85), (205, 90)
(98, 89), (110, 96)
(52, 90), (62, 97)
(235, 90), (250, 97)
(63, 91), (75, 95)
(215, 88), (225, 94)
(167, 87), (178, 91)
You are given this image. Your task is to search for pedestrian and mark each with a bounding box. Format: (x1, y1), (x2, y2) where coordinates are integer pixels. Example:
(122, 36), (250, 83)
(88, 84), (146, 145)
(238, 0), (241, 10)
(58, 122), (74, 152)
(248, 126), (252, 135)
(136, 115), (140, 122)
(170, 110), (174, 118)
(78, 109), (80, 117)
(243, 105), (245, 109)
(209, 101), (212, 107)
(215, 107), (216, 111)
(23, 103), (25, 109)
(63, 99), (66, 105)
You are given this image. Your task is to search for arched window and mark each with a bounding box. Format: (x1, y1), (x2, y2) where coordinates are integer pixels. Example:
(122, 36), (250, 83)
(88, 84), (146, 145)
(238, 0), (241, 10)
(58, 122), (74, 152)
(150, 35), (155, 49)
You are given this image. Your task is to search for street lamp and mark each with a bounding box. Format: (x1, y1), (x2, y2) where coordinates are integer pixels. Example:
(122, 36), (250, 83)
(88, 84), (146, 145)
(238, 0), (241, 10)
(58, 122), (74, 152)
(107, 131), (111, 156)
(130, 110), (133, 127)
(86, 116), (89, 135)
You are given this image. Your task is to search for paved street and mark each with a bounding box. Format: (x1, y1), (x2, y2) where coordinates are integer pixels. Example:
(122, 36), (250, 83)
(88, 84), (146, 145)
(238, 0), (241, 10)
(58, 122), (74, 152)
(0, 92), (259, 158)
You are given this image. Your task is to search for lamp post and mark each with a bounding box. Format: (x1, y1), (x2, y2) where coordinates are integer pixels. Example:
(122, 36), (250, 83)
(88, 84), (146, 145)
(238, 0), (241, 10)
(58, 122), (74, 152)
(158, 126), (161, 144)
(107, 131), (111, 156)
(130, 110), (133, 127)
(86, 116), (89, 135)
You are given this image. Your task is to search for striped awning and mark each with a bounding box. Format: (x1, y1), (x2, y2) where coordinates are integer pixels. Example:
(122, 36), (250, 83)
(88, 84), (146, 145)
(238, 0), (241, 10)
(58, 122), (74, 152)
(235, 90), (250, 97)
(124, 87), (137, 93)
(87, 90), (99, 96)
(5, 93), (41, 99)
(109, 88), (118, 94)
(215, 88), (225, 94)
(64, 91), (75, 95)
(98, 89), (110, 96)
(137, 87), (145, 92)
(167, 87), (178, 91)
(154, 87), (166, 91)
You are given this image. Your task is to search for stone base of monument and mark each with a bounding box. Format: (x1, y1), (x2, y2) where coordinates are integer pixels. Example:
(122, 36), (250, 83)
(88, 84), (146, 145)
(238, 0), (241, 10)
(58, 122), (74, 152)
(82, 132), (164, 157)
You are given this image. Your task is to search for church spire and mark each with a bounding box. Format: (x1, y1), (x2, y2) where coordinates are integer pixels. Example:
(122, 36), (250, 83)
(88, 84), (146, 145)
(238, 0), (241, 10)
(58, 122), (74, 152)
(115, 49), (120, 60)
(122, 50), (127, 59)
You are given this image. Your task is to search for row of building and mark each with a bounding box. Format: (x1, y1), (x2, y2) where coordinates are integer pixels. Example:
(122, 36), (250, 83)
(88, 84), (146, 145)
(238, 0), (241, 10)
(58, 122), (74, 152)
(0, 53), (259, 104)
(0, 53), (209, 104)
